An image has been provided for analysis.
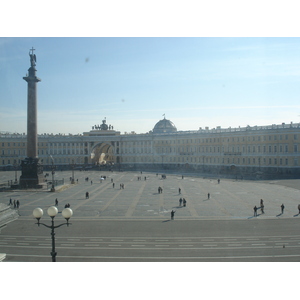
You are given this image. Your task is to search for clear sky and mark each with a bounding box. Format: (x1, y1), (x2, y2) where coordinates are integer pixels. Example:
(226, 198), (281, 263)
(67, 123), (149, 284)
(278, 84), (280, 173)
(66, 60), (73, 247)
(1, 37), (300, 135)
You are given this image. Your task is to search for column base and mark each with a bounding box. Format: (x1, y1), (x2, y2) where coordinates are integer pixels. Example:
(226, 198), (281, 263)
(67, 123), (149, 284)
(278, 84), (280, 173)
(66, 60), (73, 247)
(20, 157), (44, 188)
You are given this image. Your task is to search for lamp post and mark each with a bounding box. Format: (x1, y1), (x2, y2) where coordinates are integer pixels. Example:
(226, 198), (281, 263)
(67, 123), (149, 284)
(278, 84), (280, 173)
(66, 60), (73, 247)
(70, 159), (75, 184)
(14, 163), (18, 184)
(50, 155), (56, 192)
(33, 206), (73, 262)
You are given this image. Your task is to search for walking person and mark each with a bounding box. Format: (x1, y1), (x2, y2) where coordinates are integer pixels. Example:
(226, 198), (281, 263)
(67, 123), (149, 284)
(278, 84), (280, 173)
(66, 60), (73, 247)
(55, 198), (58, 206)
(85, 191), (89, 199)
(13, 200), (16, 209)
(261, 204), (264, 214)
(179, 198), (182, 206)
(16, 200), (20, 209)
(9, 198), (12, 206)
(171, 210), (176, 220)
(208, 193), (210, 199)
(178, 188), (181, 194)
(281, 204), (285, 214)
(183, 198), (187, 207)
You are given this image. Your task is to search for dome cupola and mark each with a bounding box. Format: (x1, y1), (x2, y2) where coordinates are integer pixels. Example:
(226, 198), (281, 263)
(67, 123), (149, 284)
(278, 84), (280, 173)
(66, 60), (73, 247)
(153, 116), (177, 134)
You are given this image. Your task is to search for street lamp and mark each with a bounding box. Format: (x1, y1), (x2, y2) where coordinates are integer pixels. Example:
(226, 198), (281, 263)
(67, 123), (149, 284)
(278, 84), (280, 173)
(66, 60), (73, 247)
(33, 206), (73, 262)
(14, 163), (18, 184)
(70, 159), (75, 184)
(50, 155), (56, 192)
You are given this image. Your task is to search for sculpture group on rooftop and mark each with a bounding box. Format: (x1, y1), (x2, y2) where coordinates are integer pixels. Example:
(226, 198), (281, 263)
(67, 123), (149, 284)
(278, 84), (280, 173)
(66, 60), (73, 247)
(92, 119), (113, 131)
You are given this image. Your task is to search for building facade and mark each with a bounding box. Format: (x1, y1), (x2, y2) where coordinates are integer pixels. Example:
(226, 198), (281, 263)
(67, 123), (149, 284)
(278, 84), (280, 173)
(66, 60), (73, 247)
(1, 118), (300, 179)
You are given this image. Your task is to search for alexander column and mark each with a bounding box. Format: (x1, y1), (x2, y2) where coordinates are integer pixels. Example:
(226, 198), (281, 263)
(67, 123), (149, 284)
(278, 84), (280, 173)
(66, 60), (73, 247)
(20, 48), (44, 188)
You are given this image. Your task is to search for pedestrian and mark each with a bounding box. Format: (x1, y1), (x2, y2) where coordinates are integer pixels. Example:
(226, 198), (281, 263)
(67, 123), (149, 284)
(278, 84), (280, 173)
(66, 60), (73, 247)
(91, 180), (93, 185)
(183, 198), (187, 207)
(208, 193), (210, 199)
(218, 179), (220, 184)
(16, 200), (20, 209)
(179, 188), (181, 194)
(281, 204), (285, 214)
(261, 204), (264, 214)
(260, 199), (264, 206)
(179, 198), (182, 206)
(55, 198), (58, 206)
(254, 206), (258, 217)
(171, 210), (175, 220)
(13, 199), (16, 209)
(113, 183), (115, 188)
(86, 191), (89, 199)
(9, 198), (12, 206)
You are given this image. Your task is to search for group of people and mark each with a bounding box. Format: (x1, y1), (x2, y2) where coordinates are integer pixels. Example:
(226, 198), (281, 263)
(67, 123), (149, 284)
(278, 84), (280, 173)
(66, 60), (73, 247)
(9, 198), (20, 209)
(253, 199), (300, 216)
(179, 197), (187, 207)
(54, 198), (70, 209)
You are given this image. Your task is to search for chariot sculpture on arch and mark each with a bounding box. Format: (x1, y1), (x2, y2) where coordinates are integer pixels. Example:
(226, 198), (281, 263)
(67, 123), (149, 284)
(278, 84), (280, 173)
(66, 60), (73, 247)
(100, 118), (108, 130)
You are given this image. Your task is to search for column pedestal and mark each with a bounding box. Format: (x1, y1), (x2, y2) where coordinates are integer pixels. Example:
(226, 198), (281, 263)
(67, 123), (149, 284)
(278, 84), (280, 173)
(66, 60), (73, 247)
(20, 157), (44, 188)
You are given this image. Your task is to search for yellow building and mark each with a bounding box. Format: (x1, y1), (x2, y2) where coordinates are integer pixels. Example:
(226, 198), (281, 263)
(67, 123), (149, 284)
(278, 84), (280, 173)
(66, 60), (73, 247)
(1, 118), (300, 179)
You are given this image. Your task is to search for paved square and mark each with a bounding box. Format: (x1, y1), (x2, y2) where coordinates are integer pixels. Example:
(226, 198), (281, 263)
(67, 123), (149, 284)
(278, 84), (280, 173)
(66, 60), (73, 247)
(1, 170), (300, 262)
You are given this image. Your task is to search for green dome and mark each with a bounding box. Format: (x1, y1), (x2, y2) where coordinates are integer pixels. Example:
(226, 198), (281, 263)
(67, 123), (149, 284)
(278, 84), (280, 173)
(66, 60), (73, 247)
(153, 117), (177, 134)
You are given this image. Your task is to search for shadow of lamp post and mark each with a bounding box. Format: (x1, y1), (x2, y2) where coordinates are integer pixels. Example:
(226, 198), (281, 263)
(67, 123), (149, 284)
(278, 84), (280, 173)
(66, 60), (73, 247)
(33, 206), (73, 262)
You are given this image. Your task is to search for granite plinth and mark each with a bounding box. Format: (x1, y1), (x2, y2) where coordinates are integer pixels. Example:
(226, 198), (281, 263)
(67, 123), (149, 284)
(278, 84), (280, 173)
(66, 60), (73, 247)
(19, 157), (44, 188)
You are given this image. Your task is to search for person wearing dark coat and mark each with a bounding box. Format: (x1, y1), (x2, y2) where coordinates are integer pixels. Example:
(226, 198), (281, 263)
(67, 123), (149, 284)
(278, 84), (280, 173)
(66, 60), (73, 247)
(171, 210), (175, 220)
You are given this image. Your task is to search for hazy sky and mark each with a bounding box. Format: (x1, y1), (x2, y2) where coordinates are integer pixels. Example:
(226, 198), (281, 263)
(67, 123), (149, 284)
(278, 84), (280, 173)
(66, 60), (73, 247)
(1, 37), (300, 135)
